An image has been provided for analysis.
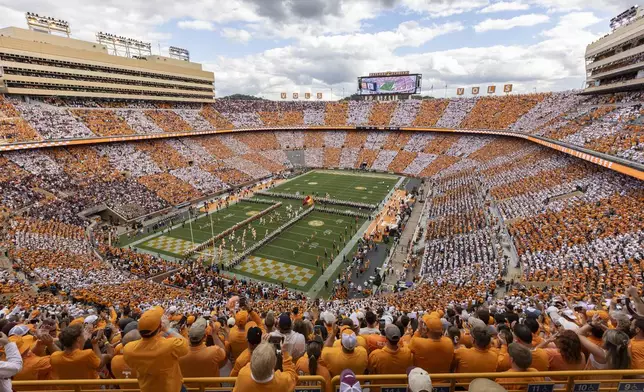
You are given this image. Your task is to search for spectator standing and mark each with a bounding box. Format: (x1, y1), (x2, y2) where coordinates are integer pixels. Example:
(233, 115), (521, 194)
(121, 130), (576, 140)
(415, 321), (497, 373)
(270, 313), (306, 362)
(409, 315), (454, 374)
(50, 325), (109, 384)
(179, 318), (227, 387)
(322, 327), (368, 377)
(233, 342), (298, 392)
(368, 324), (413, 380)
(0, 332), (23, 392)
(231, 326), (263, 377)
(123, 306), (189, 392)
(111, 330), (140, 390)
(496, 343), (544, 391)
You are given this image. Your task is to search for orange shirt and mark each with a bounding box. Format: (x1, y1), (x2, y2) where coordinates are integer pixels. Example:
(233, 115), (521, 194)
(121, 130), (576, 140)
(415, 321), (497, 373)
(530, 348), (550, 371)
(233, 353), (298, 392)
(496, 368), (545, 391)
(296, 355), (332, 392)
(453, 346), (499, 381)
(179, 344), (227, 386)
(230, 348), (251, 377)
(545, 348), (585, 381)
(532, 334), (543, 347)
(364, 334), (387, 354)
(123, 334), (189, 392)
(111, 354), (138, 391)
(227, 327), (250, 361)
(631, 339), (644, 369)
(368, 346), (413, 382)
(50, 349), (100, 384)
(14, 352), (52, 391)
(545, 348), (585, 371)
(409, 336), (454, 374)
(320, 346), (368, 377)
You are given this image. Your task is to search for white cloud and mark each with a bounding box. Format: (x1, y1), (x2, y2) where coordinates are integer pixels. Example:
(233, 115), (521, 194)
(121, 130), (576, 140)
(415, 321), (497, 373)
(221, 28), (252, 43)
(479, 1), (530, 13)
(177, 20), (216, 31)
(206, 10), (603, 98)
(474, 13), (550, 32)
(401, 0), (491, 17)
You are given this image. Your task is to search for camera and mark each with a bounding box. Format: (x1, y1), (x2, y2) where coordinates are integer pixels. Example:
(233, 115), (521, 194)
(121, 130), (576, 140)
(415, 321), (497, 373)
(268, 335), (284, 372)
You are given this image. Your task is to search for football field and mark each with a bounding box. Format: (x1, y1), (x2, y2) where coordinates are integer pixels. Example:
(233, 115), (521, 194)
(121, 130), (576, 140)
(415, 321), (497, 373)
(125, 169), (401, 293)
(270, 169), (398, 204)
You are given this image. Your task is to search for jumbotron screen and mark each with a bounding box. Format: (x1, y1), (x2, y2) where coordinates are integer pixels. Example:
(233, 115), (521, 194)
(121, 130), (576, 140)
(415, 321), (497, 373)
(358, 74), (421, 95)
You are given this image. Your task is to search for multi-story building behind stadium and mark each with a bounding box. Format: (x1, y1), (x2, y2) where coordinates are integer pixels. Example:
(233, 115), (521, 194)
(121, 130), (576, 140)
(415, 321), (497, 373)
(0, 26), (214, 102)
(584, 5), (644, 94)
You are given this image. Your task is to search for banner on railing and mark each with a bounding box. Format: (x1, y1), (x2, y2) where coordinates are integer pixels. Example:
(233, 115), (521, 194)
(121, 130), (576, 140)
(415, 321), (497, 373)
(487, 85), (496, 94)
(504, 83), (513, 93)
(317, 92), (323, 99)
(293, 92), (299, 99)
(456, 88), (464, 95)
(472, 87), (480, 95)
(280, 92), (286, 99)
(305, 92), (311, 99)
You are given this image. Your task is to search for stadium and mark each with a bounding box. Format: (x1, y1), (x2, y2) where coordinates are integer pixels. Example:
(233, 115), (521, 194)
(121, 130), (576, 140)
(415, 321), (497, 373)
(0, 4), (642, 392)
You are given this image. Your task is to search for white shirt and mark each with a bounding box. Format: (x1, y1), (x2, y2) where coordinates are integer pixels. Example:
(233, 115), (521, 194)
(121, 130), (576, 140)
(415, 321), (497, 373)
(270, 330), (305, 361)
(0, 342), (23, 392)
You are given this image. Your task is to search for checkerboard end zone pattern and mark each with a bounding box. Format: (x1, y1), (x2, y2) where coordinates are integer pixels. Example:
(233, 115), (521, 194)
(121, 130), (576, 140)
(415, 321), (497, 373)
(143, 235), (196, 255)
(236, 256), (315, 287)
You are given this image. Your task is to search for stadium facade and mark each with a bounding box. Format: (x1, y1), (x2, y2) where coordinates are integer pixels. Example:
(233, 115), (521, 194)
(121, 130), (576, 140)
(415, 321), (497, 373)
(584, 6), (644, 94)
(0, 27), (214, 102)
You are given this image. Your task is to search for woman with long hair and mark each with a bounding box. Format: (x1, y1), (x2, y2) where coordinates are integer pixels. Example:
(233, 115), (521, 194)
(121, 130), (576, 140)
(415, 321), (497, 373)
(295, 336), (332, 392)
(578, 324), (631, 371)
(537, 330), (586, 376)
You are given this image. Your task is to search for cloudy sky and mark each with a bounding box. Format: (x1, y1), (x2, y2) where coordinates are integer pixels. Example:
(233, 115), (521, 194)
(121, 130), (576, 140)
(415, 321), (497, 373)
(0, 0), (634, 99)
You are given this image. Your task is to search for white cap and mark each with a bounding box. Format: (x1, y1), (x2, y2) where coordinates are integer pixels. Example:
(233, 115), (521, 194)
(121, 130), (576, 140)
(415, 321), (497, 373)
(84, 315), (98, 324)
(562, 309), (577, 320)
(169, 306), (178, 313)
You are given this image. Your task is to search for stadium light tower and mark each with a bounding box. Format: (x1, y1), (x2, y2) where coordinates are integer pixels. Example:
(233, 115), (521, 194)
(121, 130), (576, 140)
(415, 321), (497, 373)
(169, 46), (190, 62)
(96, 32), (152, 58)
(25, 12), (71, 37)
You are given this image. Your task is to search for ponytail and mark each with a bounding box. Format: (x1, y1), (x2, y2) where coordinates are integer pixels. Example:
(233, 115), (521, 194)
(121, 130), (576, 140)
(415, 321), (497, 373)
(307, 339), (322, 376)
(309, 353), (318, 376)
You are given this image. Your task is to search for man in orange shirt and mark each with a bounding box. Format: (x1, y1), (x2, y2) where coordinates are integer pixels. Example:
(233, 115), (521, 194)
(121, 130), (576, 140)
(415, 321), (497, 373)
(233, 342), (298, 392)
(111, 330), (141, 390)
(496, 343), (544, 391)
(50, 324), (110, 383)
(409, 315), (454, 374)
(228, 309), (262, 362)
(510, 324), (549, 371)
(12, 332), (58, 391)
(231, 326), (263, 377)
(631, 318), (644, 369)
(180, 317), (227, 386)
(368, 324), (413, 379)
(321, 327), (368, 377)
(452, 326), (499, 381)
(123, 306), (189, 392)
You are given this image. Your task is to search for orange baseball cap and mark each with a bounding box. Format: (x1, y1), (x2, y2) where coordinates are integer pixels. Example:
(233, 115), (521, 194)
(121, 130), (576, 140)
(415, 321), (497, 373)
(424, 316), (443, 333)
(235, 311), (249, 327)
(9, 336), (30, 355)
(138, 306), (164, 336)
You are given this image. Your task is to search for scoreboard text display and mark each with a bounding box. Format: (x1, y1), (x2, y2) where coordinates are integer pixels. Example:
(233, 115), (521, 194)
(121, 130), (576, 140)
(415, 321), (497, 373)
(358, 74), (421, 95)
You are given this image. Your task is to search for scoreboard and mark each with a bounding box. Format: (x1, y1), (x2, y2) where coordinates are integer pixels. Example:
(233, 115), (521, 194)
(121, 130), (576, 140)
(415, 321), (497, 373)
(358, 71), (422, 100)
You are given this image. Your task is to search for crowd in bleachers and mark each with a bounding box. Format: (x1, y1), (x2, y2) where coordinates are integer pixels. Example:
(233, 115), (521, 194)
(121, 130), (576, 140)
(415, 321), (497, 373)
(2, 91), (642, 163)
(0, 107), (641, 391)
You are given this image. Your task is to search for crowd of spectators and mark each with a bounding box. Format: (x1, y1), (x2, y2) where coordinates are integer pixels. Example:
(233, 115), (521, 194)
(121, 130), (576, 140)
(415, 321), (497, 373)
(3, 92), (643, 164)
(0, 105), (642, 390)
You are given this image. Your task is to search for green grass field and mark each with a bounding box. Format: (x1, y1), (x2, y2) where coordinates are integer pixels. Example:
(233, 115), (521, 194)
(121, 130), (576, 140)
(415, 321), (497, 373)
(124, 170), (401, 293)
(270, 170), (399, 204)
